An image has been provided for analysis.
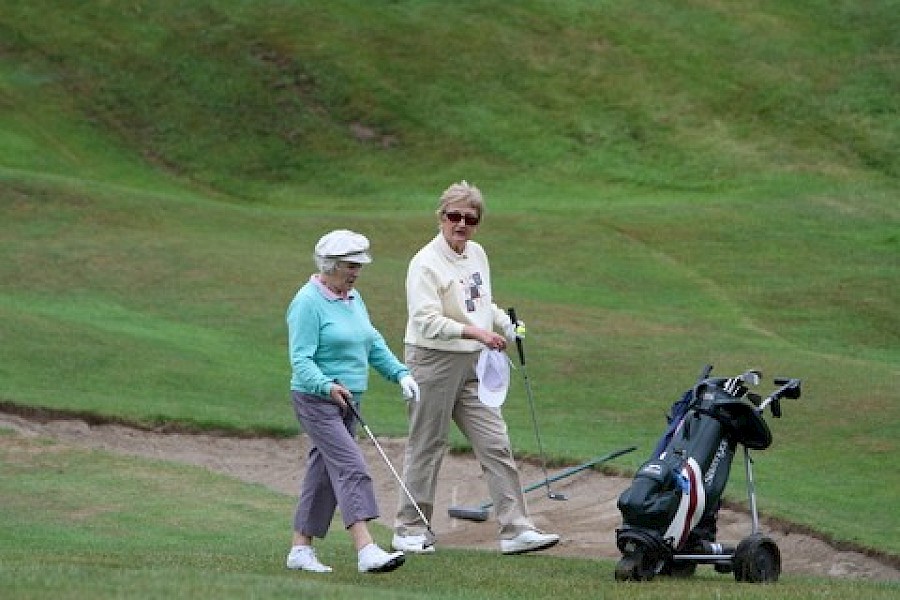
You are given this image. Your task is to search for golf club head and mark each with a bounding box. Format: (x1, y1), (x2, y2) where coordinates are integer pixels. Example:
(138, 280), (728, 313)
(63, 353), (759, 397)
(423, 529), (437, 549)
(447, 505), (491, 522)
(741, 370), (762, 386)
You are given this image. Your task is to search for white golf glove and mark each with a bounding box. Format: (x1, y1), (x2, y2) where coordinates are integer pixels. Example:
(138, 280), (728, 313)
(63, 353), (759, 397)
(504, 319), (526, 342)
(399, 375), (420, 402)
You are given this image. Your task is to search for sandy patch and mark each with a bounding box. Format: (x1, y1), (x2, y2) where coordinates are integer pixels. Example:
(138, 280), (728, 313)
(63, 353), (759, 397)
(1, 411), (896, 581)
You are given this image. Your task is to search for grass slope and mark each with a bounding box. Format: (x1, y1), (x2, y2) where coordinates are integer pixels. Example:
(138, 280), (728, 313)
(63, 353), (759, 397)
(0, 0), (897, 560)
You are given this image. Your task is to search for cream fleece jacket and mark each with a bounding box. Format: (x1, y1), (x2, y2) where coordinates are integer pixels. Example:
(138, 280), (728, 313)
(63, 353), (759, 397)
(405, 234), (512, 352)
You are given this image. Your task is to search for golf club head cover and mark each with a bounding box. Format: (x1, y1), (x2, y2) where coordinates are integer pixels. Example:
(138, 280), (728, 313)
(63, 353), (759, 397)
(504, 319), (526, 342)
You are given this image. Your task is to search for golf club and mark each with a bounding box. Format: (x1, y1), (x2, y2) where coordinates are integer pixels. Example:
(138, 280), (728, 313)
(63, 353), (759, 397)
(507, 307), (567, 502)
(448, 445), (638, 521)
(343, 398), (437, 548)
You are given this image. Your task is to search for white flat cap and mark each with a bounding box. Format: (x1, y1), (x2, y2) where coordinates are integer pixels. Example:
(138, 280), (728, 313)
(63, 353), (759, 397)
(314, 229), (372, 264)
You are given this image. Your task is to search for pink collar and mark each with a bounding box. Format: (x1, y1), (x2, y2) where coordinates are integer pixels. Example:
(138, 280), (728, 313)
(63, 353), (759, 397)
(312, 274), (354, 301)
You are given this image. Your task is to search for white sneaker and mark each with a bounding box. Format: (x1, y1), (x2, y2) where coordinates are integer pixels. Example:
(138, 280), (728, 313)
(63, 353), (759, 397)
(286, 545), (333, 573)
(500, 530), (560, 555)
(358, 543), (405, 573)
(392, 532), (436, 554)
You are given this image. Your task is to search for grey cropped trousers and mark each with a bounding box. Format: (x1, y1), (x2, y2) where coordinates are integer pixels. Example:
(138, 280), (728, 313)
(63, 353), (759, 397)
(292, 391), (379, 538)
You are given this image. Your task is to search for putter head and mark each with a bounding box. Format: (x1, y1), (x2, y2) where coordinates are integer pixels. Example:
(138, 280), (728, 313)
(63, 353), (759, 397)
(422, 529), (437, 549)
(447, 505), (491, 522)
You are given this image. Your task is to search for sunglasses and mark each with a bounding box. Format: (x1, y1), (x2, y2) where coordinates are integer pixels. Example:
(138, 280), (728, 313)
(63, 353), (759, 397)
(443, 211), (480, 226)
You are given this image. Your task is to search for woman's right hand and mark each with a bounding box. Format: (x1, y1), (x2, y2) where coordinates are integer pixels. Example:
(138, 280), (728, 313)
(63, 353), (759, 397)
(471, 326), (507, 351)
(462, 324), (507, 350)
(329, 381), (352, 414)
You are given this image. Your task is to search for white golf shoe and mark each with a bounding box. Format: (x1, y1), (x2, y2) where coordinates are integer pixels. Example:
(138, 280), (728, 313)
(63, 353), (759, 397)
(391, 532), (436, 554)
(358, 543), (405, 573)
(500, 529), (560, 555)
(286, 545), (333, 573)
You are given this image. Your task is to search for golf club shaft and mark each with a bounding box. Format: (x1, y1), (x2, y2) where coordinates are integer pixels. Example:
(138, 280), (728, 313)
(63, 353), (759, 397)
(508, 308), (554, 492)
(344, 400), (435, 536)
(449, 445), (639, 520)
(519, 445), (638, 495)
(521, 364), (552, 480)
(366, 423), (431, 528)
(477, 445), (638, 510)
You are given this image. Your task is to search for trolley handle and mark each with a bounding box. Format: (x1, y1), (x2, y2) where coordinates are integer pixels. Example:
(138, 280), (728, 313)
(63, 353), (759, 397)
(758, 377), (802, 417)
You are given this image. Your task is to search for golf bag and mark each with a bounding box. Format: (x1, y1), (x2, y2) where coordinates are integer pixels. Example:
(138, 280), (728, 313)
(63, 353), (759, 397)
(615, 365), (801, 583)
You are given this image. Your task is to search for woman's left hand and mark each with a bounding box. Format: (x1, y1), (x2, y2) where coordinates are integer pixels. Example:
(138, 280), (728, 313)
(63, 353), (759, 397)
(399, 375), (420, 402)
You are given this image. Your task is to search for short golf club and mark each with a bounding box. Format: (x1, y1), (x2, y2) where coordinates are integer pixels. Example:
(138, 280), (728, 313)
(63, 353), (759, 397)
(508, 307), (567, 502)
(343, 399), (436, 548)
(448, 445), (638, 521)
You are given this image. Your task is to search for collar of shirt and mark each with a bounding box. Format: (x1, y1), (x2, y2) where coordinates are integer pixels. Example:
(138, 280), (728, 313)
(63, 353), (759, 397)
(435, 234), (468, 261)
(311, 274), (355, 302)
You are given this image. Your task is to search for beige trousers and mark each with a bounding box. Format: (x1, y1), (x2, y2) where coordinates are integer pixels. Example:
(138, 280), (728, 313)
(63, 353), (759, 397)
(395, 345), (534, 540)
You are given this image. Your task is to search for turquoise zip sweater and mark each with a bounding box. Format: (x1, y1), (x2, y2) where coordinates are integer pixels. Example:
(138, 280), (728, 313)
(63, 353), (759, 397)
(287, 278), (409, 398)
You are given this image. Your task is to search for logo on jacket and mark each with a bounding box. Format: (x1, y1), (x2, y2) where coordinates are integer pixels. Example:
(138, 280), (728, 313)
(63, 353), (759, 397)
(464, 272), (484, 312)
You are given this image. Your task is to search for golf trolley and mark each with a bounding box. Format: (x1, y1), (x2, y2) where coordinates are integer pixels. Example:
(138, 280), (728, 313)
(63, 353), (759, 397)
(615, 365), (802, 583)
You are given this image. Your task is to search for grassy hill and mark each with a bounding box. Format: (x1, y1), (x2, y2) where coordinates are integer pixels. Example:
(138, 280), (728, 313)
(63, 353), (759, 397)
(1, 0), (897, 562)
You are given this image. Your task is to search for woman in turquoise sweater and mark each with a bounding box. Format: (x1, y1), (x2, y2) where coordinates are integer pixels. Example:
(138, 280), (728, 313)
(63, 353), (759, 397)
(285, 229), (419, 575)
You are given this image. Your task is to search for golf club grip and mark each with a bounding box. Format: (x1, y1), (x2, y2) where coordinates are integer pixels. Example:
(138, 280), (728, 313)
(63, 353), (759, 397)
(507, 307), (526, 365)
(344, 397), (364, 425)
(331, 380), (361, 423)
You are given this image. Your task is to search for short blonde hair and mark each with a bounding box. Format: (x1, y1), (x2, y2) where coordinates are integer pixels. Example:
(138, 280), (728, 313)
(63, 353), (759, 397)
(436, 180), (484, 218)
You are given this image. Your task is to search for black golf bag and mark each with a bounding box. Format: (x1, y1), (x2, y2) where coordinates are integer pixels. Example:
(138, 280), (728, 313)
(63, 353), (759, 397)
(615, 365), (802, 583)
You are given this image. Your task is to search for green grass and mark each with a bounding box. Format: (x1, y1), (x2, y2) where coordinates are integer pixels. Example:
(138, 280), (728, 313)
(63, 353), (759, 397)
(4, 176), (895, 554)
(2, 432), (897, 599)
(0, 0), (898, 586)
(2, 0), (897, 198)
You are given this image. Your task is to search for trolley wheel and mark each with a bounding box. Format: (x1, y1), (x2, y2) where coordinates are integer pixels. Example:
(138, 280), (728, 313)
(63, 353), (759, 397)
(733, 534), (781, 583)
(615, 549), (661, 582)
